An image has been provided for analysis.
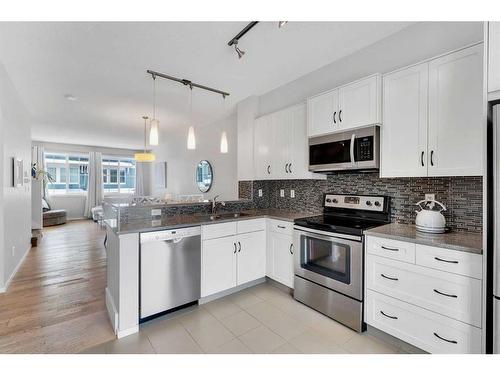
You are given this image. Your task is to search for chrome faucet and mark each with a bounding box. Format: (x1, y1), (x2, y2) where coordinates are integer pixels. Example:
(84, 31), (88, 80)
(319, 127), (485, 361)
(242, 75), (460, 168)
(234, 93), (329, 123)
(211, 195), (226, 215)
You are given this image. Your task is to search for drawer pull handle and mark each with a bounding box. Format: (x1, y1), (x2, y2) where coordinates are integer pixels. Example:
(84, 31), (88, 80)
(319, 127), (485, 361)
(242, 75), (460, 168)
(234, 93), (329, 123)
(381, 245), (399, 252)
(433, 289), (458, 298)
(433, 332), (457, 344)
(380, 310), (398, 320)
(434, 257), (459, 264)
(277, 225), (286, 229)
(381, 273), (399, 281)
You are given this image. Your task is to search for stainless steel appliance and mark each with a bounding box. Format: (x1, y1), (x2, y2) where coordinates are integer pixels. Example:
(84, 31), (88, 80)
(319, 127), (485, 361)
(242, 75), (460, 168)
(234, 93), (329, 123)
(293, 194), (390, 331)
(140, 226), (201, 320)
(308, 126), (380, 173)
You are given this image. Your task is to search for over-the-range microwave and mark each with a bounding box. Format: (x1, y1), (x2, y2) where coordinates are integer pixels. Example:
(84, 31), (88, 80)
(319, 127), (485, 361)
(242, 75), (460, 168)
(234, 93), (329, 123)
(308, 126), (380, 173)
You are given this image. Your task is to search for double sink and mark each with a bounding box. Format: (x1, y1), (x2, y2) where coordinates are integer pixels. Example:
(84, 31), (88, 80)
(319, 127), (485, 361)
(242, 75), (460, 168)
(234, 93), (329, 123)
(199, 212), (251, 221)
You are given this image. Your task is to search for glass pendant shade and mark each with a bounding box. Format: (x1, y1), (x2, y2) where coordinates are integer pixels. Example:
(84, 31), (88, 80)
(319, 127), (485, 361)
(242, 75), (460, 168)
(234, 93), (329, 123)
(187, 126), (196, 150)
(134, 152), (156, 162)
(149, 119), (159, 146)
(220, 131), (228, 153)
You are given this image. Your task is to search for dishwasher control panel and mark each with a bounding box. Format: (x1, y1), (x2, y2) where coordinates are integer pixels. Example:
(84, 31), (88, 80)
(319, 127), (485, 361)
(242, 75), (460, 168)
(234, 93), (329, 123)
(140, 226), (201, 243)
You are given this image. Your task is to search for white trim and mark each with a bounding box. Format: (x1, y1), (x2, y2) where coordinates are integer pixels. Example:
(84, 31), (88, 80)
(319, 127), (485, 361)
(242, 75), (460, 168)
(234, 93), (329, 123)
(105, 287), (118, 334)
(117, 325), (139, 339)
(199, 277), (266, 305)
(0, 245), (31, 294)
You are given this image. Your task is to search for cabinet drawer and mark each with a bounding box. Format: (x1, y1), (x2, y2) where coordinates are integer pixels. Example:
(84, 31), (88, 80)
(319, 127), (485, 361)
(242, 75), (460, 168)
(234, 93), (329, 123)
(202, 222), (237, 240)
(366, 254), (482, 327)
(365, 236), (416, 263)
(268, 219), (293, 235)
(415, 244), (483, 279)
(237, 218), (266, 234)
(366, 290), (482, 354)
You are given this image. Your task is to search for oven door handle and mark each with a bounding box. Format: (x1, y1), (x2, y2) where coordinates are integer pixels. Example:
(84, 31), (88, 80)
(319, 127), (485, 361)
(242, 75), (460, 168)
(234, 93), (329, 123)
(350, 133), (356, 168)
(293, 226), (362, 244)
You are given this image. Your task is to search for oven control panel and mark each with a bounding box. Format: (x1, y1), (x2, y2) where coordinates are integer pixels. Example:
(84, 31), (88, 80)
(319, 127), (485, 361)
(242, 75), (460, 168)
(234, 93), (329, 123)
(324, 194), (385, 212)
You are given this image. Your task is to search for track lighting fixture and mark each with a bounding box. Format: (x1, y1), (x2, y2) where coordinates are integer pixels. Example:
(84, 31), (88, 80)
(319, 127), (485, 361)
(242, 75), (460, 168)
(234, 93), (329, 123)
(278, 21), (288, 28)
(234, 40), (245, 59)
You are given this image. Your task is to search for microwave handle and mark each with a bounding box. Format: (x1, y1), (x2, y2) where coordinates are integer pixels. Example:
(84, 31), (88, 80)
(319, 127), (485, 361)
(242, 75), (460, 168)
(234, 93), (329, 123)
(350, 133), (356, 167)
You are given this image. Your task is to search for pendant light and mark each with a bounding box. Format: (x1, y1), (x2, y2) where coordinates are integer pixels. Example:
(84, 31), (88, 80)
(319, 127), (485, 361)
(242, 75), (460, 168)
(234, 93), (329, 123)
(149, 75), (159, 146)
(220, 95), (228, 153)
(135, 116), (156, 162)
(187, 86), (196, 150)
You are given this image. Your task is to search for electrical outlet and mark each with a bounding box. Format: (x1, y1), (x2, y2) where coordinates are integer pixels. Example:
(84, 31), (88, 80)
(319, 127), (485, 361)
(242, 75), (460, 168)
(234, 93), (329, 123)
(290, 189), (295, 198)
(280, 189), (285, 198)
(151, 209), (162, 217)
(425, 193), (435, 201)
(258, 189), (263, 197)
(11, 246), (15, 257)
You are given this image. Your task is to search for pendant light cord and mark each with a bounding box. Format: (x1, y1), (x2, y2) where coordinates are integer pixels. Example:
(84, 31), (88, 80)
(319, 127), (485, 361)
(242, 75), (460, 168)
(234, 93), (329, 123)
(153, 75), (157, 120)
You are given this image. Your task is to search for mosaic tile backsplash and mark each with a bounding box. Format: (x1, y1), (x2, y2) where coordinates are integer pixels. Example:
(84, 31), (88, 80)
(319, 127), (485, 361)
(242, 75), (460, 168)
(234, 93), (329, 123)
(242, 173), (483, 233)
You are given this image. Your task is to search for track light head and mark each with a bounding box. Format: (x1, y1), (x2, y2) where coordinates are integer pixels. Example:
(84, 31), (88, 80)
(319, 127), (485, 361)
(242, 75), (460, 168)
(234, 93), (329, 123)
(278, 21), (288, 28)
(234, 40), (245, 59)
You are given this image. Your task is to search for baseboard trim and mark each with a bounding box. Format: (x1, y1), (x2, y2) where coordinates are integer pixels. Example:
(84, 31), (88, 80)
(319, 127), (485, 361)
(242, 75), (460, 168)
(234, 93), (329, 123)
(117, 326), (139, 339)
(0, 245), (31, 294)
(105, 287), (118, 334)
(199, 277), (266, 305)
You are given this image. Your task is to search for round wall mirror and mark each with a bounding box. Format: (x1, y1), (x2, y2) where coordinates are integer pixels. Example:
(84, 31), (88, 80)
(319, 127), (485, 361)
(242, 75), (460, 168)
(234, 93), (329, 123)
(196, 160), (213, 193)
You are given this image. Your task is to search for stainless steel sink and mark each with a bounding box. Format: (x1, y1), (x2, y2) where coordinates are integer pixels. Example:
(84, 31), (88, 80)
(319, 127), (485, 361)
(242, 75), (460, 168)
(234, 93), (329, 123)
(204, 212), (251, 221)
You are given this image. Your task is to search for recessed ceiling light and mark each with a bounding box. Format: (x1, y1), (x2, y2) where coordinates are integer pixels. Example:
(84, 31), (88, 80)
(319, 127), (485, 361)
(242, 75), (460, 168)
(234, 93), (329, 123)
(278, 21), (288, 28)
(64, 94), (77, 101)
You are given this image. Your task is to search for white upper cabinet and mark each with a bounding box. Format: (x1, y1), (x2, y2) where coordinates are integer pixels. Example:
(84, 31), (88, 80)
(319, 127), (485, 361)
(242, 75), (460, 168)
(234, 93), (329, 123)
(307, 90), (339, 137)
(427, 44), (483, 176)
(381, 62), (429, 177)
(381, 43), (484, 178)
(488, 22), (500, 99)
(307, 74), (381, 137)
(338, 75), (382, 131)
(254, 103), (321, 180)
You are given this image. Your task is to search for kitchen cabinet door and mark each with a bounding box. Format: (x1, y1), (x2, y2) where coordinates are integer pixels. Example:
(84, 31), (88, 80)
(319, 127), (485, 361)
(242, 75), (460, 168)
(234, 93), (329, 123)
(338, 74), (381, 131)
(272, 109), (290, 179)
(268, 232), (294, 288)
(428, 44), (484, 177)
(488, 22), (500, 97)
(307, 89), (339, 137)
(253, 116), (273, 179)
(201, 236), (237, 297)
(381, 63), (429, 177)
(237, 230), (266, 285)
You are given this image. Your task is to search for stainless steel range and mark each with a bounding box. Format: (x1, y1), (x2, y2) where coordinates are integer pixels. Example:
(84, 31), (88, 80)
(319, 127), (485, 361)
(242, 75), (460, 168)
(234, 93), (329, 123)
(293, 193), (390, 332)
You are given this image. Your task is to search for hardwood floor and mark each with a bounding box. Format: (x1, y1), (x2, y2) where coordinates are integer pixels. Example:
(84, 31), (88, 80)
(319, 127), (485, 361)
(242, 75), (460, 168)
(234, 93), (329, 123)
(0, 220), (115, 353)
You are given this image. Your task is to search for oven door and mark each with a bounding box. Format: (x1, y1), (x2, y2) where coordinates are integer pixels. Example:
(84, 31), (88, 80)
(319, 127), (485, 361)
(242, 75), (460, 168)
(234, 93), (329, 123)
(293, 227), (363, 301)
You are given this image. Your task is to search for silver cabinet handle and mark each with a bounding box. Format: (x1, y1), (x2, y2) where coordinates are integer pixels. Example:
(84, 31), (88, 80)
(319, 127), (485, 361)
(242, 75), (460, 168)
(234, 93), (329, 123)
(339, 109), (342, 122)
(433, 289), (458, 298)
(289, 163), (292, 173)
(238, 241), (241, 252)
(277, 225), (286, 229)
(333, 111), (337, 124)
(434, 332), (457, 344)
(381, 273), (399, 281)
(430, 150), (434, 166)
(380, 310), (398, 320)
(233, 243), (237, 254)
(421, 151), (425, 167)
(434, 257), (458, 264)
(289, 244), (294, 255)
(381, 245), (399, 252)
(285, 163), (289, 173)
(267, 165), (271, 174)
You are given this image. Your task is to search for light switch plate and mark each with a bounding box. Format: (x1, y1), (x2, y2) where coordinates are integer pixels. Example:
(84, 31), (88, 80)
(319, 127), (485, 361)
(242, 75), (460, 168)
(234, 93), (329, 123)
(151, 209), (162, 216)
(280, 189), (285, 198)
(258, 189), (263, 197)
(290, 189), (295, 198)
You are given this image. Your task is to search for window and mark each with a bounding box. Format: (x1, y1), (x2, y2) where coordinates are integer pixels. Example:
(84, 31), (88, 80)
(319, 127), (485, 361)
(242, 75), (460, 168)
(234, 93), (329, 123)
(45, 153), (89, 194)
(102, 156), (136, 194)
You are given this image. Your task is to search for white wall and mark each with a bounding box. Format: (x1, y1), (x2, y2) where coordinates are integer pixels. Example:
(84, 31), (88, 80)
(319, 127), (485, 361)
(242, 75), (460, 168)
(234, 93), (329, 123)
(0, 62), (32, 290)
(32, 141), (139, 220)
(258, 22), (484, 116)
(151, 114), (238, 201)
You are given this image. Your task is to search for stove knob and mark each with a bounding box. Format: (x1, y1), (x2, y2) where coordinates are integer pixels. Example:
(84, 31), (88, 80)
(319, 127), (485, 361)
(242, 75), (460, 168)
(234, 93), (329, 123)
(326, 198), (332, 203)
(374, 201), (381, 207)
(332, 199), (338, 204)
(366, 201), (372, 206)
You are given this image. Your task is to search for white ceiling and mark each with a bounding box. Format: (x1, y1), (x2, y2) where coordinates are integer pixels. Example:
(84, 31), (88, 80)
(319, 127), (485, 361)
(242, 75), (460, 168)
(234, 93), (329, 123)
(0, 22), (412, 149)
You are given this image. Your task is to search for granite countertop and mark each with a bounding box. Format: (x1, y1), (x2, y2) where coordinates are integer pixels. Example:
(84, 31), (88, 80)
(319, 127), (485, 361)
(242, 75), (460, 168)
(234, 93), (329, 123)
(364, 223), (483, 254)
(108, 209), (319, 234)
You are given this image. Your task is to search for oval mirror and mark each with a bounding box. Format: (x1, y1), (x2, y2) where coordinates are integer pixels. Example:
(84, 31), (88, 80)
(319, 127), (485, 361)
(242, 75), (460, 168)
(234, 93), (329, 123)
(196, 160), (213, 193)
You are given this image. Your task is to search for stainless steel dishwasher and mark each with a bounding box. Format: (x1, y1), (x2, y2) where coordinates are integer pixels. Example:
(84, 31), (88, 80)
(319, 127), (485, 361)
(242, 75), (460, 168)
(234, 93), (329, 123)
(140, 226), (201, 320)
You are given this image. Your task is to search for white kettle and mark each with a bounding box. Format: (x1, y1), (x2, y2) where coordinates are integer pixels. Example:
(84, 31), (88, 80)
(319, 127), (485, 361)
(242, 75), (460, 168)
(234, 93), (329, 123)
(415, 199), (447, 234)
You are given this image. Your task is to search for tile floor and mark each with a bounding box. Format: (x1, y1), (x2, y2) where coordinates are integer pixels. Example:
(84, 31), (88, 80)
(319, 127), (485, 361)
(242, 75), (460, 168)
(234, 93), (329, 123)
(80, 282), (414, 354)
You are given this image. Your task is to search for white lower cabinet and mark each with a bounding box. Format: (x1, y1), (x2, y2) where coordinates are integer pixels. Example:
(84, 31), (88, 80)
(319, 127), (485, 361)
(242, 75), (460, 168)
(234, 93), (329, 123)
(267, 231), (294, 288)
(366, 290), (482, 354)
(364, 234), (483, 353)
(201, 219), (266, 298)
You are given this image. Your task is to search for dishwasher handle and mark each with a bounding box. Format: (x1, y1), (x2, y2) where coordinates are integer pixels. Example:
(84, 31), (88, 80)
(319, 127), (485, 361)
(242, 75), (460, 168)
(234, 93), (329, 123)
(141, 226), (201, 244)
